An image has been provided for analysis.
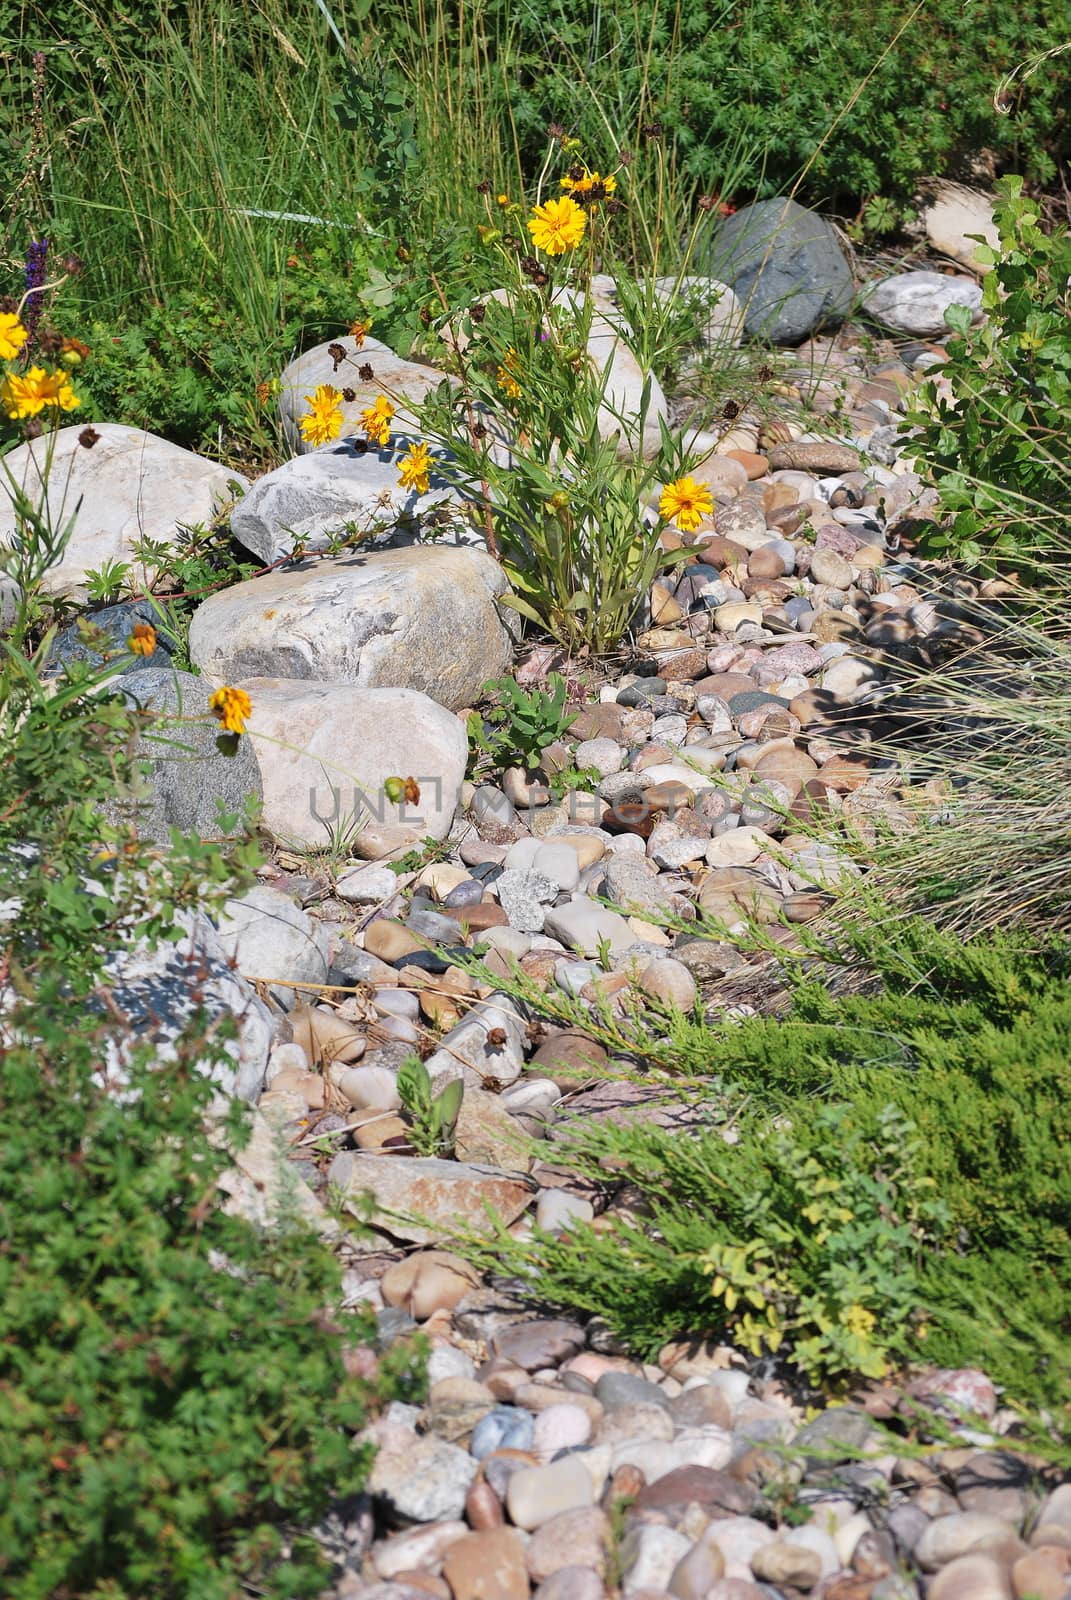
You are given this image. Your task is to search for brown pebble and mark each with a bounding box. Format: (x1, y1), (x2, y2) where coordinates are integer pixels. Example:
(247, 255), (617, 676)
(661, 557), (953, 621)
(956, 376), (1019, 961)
(726, 449), (769, 480)
(748, 545), (787, 580)
(466, 1476), (506, 1531)
(605, 1462), (646, 1503)
(692, 533), (750, 568)
(817, 753), (872, 792)
(390, 1574), (451, 1599)
(442, 902), (508, 930)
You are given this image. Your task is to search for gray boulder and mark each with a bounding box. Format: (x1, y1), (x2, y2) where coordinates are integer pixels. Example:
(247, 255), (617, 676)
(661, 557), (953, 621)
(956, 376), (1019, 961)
(701, 197), (854, 343)
(118, 667), (263, 844)
(103, 910), (273, 1101)
(278, 335), (450, 453)
(187, 545), (513, 711)
(46, 598), (175, 677)
(229, 436), (476, 566)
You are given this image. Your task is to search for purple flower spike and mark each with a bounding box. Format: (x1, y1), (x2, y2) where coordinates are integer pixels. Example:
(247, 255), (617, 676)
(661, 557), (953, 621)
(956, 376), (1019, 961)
(24, 237), (49, 347)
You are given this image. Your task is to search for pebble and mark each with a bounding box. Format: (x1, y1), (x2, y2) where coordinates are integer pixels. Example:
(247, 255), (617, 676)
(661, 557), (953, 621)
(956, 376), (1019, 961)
(525, 1506), (610, 1582)
(506, 1455), (596, 1530)
(442, 1527), (529, 1600)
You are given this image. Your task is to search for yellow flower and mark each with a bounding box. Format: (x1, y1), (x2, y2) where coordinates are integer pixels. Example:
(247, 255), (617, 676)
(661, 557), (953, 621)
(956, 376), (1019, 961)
(560, 169), (617, 201)
(127, 622), (157, 657)
(658, 475), (714, 533)
(208, 685), (253, 735)
(0, 365), (81, 420)
(0, 312), (28, 362)
(349, 318), (371, 346)
(496, 193), (509, 206)
(360, 395), (394, 448)
(841, 1303), (877, 1337)
(398, 440), (432, 496)
(527, 195), (587, 256)
(298, 383), (343, 448)
(496, 346), (523, 399)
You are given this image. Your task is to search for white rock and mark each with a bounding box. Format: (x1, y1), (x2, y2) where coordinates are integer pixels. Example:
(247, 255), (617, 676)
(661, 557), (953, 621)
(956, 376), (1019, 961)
(919, 181), (999, 272)
(336, 863), (400, 904)
(621, 1524), (692, 1592)
(237, 680), (468, 855)
(543, 896), (637, 957)
(215, 884), (331, 1004)
(0, 423), (246, 600)
(705, 826), (769, 867)
(532, 841), (583, 894)
(188, 544), (512, 711)
(651, 274), (745, 348)
(861, 270), (984, 338)
(536, 1189), (594, 1232)
(278, 335), (450, 452)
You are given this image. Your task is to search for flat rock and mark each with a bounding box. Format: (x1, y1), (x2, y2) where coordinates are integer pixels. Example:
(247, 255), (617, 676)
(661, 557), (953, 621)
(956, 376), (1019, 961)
(861, 270), (983, 338)
(188, 545), (512, 711)
(442, 1527), (529, 1600)
(918, 180), (999, 272)
(0, 423), (246, 599)
(230, 437), (474, 564)
(328, 1152), (533, 1244)
(237, 679), (467, 853)
(702, 198), (853, 343)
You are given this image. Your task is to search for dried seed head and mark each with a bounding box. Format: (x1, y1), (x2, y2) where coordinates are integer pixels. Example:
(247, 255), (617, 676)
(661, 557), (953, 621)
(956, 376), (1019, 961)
(327, 342), (346, 370)
(78, 425), (100, 448)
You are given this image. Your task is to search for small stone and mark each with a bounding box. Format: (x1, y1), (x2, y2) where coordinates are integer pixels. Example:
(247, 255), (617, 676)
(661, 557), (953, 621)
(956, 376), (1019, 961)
(442, 1527), (529, 1600)
(380, 1252), (481, 1320)
(1012, 1546), (1071, 1600)
(337, 863), (401, 904)
(928, 1552), (1013, 1600)
(636, 958), (698, 1010)
(506, 1456), (596, 1530)
(916, 1512), (1024, 1570)
(370, 1432), (478, 1523)
(768, 441), (861, 475)
(621, 1525), (693, 1593)
(809, 547), (854, 588)
(471, 1407), (536, 1460)
(706, 1517), (777, 1579)
(668, 1538), (726, 1599)
(526, 1506), (610, 1582)
(533, 1568), (606, 1600)
(492, 1319), (587, 1371)
(465, 1477), (505, 1531)
(373, 1521), (469, 1580)
(532, 1404), (594, 1460)
(751, 1540), (822, 1589)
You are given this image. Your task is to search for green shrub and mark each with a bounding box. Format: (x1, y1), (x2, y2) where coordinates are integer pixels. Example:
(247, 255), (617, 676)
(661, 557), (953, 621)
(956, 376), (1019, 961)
(903, 176), (1071, 565)
(468, 918), (1071, 1407)
(372, 0), (1071, 209)
(0, 441), (421, 1595)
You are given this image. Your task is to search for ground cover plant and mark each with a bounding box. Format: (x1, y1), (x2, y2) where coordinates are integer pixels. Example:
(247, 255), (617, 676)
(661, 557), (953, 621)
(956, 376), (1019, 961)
(462, 916), (1071, 1415)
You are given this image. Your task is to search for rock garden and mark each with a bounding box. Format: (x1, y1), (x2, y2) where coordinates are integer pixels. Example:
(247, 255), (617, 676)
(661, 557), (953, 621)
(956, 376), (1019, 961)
(2, 10), (1071, 1600)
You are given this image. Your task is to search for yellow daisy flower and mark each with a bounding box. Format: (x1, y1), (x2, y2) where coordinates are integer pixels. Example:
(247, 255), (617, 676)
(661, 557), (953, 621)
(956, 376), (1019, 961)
(127, 622), (157, 657)
(0, 365), (81, 420)
(658, 476), (714, 534)
(560, 169), (617, 201)
(209, 685), (253, 736)
(398, 440), (432, 496)
(496, 194), (509, 207)
(0, 312), (28, 362)
(527, 195), (587, 256)
(360, 395), (394, 448)
(298, 383), (343, 448)
(496, 346), (523, 399)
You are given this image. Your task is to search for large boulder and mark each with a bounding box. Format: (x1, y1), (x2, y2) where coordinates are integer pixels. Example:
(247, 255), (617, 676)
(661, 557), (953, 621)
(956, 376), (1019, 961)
(701, 198), (854, 344)
(861, 270), (984, 338)
(278, 335), (449, 453)
(215, 883), (331, 1006)
(229, 436), (475, 567)
(187, 545), (512, 711)
(116, 667), (263, 844)
(239, 679), (468, 856)
(0, 424), (247, 599)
